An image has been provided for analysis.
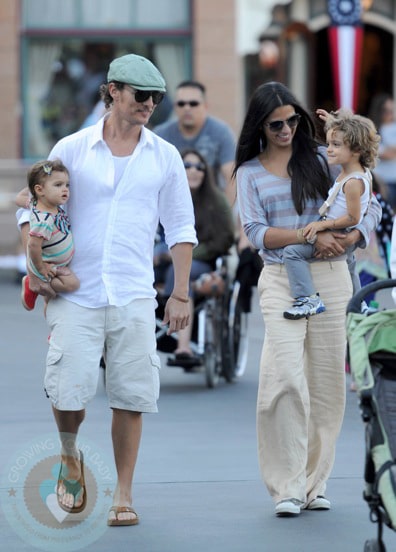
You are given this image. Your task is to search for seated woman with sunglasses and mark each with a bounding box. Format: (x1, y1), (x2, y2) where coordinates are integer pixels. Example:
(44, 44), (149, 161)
(161, 149), (235, 363)
(235, 82), (381, 517)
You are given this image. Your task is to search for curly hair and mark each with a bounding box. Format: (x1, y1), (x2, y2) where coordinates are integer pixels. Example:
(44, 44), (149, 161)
(99, 81), (125, 108)
(324, 109), (380, 169)
(27, 159), (69, 200)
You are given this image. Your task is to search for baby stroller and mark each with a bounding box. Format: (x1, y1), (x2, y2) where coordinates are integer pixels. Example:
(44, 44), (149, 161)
(346, 278), (396, 552)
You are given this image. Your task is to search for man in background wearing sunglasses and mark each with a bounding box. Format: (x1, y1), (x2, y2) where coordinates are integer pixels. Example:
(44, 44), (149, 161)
(17, 54), (197, 527)
(154, 81), (236, 205)
(154, 80), (262, 311)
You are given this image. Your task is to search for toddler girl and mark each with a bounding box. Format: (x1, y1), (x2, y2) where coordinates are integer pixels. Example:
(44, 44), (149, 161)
(16, 159), (79, 310)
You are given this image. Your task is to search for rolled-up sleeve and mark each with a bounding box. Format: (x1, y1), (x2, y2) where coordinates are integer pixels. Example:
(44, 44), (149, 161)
(159, 149), (197, 249)
(16, 207), (30, 228)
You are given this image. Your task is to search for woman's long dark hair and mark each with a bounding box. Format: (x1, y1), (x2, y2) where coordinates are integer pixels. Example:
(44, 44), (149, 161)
(181, 148), (234, 251)
(233, 82), (331, 214)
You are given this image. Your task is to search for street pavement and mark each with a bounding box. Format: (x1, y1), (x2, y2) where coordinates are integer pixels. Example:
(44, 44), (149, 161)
(0, 271), (395, 552)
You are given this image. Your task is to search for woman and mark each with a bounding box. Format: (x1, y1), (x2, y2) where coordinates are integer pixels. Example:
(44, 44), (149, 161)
(163, 148), (235, 361)
(234, 82), (381, 516)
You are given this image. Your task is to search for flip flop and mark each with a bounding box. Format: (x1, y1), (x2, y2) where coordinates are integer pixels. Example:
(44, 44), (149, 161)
(57, 449), (87, 514)
(107, 506), (139, 526)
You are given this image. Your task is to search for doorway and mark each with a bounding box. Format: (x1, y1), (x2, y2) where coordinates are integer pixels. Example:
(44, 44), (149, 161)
(313, 24), (393, 118)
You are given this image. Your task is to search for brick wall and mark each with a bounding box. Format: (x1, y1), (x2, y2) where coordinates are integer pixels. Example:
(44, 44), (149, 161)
(0, 1), (22, 255)
(0, 0), (20, 159)
(0, 160), (28, 255)
(193, 0), (244, 136)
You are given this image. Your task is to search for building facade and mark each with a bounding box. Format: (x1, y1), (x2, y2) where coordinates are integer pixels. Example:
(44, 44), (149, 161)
(1, 0), (396, 254)
(0, 0), (243, 254)
(2, 0), (396, 160)
(0, 0), (244, 161)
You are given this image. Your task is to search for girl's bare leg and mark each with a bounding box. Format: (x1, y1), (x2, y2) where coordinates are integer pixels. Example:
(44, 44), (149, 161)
(50, 267), (80, 293)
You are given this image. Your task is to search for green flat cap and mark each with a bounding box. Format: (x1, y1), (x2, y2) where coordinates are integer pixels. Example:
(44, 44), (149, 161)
(107, 54), (166, 92)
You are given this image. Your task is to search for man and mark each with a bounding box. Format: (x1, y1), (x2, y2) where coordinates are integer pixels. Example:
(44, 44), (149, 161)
(17, 54), (196, 526)
(154, 81), (236, 205)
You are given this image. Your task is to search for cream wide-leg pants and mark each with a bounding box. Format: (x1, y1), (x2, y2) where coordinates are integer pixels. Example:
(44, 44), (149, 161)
(257, 260), (353, 504)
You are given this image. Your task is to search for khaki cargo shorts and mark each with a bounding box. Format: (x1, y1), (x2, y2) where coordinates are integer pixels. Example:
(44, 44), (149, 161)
(44, 297), (160, 412)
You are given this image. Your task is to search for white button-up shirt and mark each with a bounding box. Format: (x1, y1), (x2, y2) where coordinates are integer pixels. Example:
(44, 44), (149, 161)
(18, 117), (197, 308)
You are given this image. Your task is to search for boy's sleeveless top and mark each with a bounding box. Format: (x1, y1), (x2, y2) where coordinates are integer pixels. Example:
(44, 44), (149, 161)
(325, 170), (372, 228)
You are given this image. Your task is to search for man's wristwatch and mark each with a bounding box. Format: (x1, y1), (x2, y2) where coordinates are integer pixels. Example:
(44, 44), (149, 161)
(306, 235), (318, 245)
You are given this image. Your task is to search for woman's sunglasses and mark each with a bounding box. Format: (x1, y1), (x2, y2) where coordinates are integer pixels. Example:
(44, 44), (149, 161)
(264, 113), (301, 132)
(125, 85), (165, 105)
(183, 161), (206, 172)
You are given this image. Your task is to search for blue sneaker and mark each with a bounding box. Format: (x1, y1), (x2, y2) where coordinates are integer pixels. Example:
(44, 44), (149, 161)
(283, 294), (326, 320)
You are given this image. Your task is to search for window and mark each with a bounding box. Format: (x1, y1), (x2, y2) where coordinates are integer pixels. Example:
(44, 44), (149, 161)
(22, 0), (189, 29)
(21, 0), (191, 158)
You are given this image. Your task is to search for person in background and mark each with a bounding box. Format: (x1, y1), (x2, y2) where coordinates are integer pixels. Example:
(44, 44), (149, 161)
(390, 216), (396, 305)
(15, 159), (79, 311)
(234, 81), (381, 517)
(348, 171), (394, 391)
(355, 171), (394, 302)
(16, 53), (196, 527)
(154, 79), (259, 310)
(368, 93), (396, 210)
(153, 80), (236, 204)
(160, 148), (234, 363)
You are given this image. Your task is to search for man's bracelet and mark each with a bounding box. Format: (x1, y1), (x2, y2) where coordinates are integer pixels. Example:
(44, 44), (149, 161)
(170, 294), (189, 303)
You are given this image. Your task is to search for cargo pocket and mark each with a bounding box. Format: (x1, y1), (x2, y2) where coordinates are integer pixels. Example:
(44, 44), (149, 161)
(44, 343), (63, 404)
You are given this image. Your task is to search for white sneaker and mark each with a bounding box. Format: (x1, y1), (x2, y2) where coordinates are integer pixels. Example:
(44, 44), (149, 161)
(306, 496), (331, 510)
(283, 294), (326, 320)
(275, 498), (304, 516)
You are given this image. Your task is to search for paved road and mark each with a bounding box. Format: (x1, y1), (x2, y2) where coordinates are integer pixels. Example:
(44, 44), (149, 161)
(0, 272), (395, 552)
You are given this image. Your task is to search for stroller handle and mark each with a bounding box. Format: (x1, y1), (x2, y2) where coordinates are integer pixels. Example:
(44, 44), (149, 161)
(346, 278), (396, 314)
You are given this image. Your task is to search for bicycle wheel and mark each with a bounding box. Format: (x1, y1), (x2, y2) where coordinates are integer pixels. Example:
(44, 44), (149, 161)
(364, 539), (385, 552)
(229, 299), (241, 378)
(204, 299), (222, 388)
(221, 281), (247, 381)
(221, 293), (237, 382)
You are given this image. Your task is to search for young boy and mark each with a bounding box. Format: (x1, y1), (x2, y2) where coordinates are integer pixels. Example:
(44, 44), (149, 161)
(283, 109), (380, 320)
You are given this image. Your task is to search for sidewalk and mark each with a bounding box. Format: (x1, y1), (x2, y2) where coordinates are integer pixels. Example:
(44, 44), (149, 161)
(0, 275), (395, 552)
